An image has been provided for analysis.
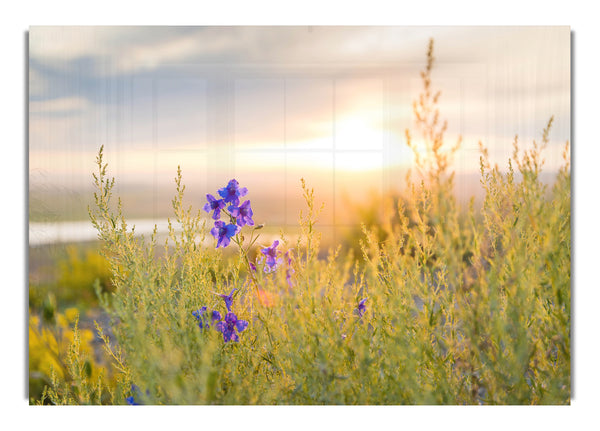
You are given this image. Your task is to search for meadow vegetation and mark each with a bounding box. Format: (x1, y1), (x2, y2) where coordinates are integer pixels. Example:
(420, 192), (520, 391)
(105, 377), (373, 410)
(29, 39), (570, 405)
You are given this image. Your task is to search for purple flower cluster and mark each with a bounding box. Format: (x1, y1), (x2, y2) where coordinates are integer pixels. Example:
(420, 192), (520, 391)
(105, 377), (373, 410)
(230, 200), (254, 227)
(192, 288), (249, 343)
(204, 179), (254, 248)
(126, 385), (149, 405)
(192, 306), (222, 329)
(216, 312), (249, 343)
(210, 221), (239, 248)
(356, 298), (367, 318)
(261, 240), (283, 273)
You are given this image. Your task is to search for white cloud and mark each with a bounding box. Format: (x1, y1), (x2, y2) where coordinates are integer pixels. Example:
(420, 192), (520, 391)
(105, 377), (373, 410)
(29, 96), (90, 115)
(28, 67), (50, 98)
(29, 26), (114, 62)
(26, 27), (455, 77)
(29, 27), (253, 76)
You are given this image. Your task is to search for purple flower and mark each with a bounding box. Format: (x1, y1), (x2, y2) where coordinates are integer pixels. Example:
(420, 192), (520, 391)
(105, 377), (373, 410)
(261, 240), (283, 273)
(192, 307), (222, 329)
(215, 311), (249, 343)
(217, 288), (237, 312)
(126, 385), (148, 405)
(210, 220), (240, 248)
(192, 306), (208, 328)
(249, 262), (257, 272)
(286, 269), (294, 287)
(211, 310), (222, 322)
(229, 200), (254, 227)
(203, 194), (226, 220)
(218, 179), (248, 206)
(356, 298), (367, 318)
(285, 249), (294, 287)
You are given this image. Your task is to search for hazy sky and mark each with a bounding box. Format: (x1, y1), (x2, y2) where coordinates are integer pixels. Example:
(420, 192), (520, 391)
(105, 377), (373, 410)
(29, 26), (570, 221)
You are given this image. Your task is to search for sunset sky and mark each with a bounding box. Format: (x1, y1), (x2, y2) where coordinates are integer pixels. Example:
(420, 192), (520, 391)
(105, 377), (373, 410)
(29, 26), (570, 224)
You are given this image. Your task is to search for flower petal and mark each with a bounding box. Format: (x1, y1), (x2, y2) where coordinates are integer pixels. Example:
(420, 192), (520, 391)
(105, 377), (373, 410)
(225, 223), (240, 238)
(217, 235), (230, 248)
(224, 312), (238, 325)
(222, 328), (235, 342)
(235, 319), (248, 332)
(218, 290), (235, 312)
(211, 310), (222, 322)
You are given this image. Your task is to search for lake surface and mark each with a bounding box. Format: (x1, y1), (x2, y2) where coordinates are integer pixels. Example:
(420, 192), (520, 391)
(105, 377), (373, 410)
(28, 218), (295, 247)
(28, 219), (181, 246)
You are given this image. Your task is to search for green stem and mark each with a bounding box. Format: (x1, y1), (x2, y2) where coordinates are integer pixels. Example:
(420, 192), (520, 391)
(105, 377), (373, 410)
(222, 206), (262, 298)
(233, 231), (261, 295)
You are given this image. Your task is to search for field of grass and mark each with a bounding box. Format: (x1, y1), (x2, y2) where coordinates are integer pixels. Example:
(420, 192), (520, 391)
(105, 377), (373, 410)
(28, 39), (570, 405)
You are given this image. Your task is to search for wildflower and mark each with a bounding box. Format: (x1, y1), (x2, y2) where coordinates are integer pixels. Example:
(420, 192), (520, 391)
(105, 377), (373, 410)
(193, 307), (222, 329)
(203, 194), (226, 220)
(217, 288), (237, 312)
(125, 395), (139, 405)
(192, 306), (208, 328)
(210, 220), (240, 248)
(356, 298), (367, 318)
(261, 240), (283, 273)
(218, 179), (248, 206)
(229, 200), (254, 227)
(249, 262), (257, 272)
(126, 385), (148, 405)
(211, 310), (222, 322)
(215, 311), (249, 343)
(285, 249), (294, 287)
(286, 267), (294, 287)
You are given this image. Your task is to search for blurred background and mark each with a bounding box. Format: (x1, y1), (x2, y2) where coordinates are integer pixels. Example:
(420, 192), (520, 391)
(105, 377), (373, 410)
(28, 25), (570, 302)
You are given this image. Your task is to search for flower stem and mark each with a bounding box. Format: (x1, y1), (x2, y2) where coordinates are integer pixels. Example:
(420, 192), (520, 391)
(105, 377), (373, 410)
(222, 207), (261, 297)
(233, 233), (260, 295)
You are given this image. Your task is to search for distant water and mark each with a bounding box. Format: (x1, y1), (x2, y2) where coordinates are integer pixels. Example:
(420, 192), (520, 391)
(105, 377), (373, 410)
(28, 218), (294, 247)
(28, 219), (180, 246)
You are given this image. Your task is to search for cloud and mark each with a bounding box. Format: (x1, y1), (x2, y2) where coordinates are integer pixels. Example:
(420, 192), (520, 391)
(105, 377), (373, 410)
(28, 67), (50, 98)
(29, 96), (90, 115)
(29, 27), (202, 75)
(27, 26), (571, 192)
(29, 26), (104, 62)
(27, 27), (450, 78)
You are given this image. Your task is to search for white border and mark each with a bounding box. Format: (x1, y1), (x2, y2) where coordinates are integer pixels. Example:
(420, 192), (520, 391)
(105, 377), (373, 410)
(4, 2), (598, 430)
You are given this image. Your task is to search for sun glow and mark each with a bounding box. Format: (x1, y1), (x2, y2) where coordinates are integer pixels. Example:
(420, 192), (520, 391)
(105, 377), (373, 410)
(335, 117), (384, 152)
(284, 115), (390, 173)
(334, 151), (384, 172)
